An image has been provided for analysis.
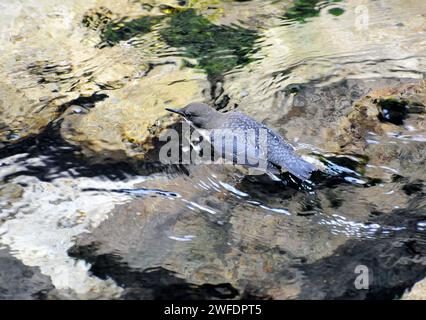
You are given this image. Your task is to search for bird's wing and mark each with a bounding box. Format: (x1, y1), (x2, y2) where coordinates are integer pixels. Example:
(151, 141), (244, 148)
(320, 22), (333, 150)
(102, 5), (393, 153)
(204, 113), (266, 169)
(209, 129), (269, 170)
(211, 112), (315, 180)
(231, 114), (315, 181)
(266, 131), (315, 181)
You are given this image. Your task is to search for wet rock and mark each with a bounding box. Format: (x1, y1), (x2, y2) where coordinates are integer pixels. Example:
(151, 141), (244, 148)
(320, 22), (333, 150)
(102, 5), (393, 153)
(60, 64), (208, 160)
(67, 165), (346, 299)
(298, 195), (426, 299)
(220, 0), (426, 128)
(377, 95), (425, 126)
(1, 0), (206, 156)
(82, 7), (114, 30)
(335, 82), (426, 181)
(0, 81), (74, 146)
(167, 0), (286, 29)
(0, 1), (96, 145)
(403, 277), (426, 300)
(0, 2), (99, 145)
(1, 0), (426, 300)
(0, 249), (54, 299)
(0, 171), (127, 299)
(0, 183), (24, 221)
(68, 244), (240, 299)
(337, 83), (425, 151)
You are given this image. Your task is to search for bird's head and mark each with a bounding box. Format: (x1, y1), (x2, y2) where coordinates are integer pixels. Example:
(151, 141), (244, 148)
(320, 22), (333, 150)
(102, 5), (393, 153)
(166, 102), (219, 128)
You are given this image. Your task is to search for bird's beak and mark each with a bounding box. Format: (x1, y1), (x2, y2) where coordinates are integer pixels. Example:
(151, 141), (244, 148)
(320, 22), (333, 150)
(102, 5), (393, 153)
(165, 108), (186, 117)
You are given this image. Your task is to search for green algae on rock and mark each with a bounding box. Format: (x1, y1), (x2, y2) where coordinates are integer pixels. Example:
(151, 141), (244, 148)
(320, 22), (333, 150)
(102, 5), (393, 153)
(101, 16), (165, 46)
(283, 0), (344, 22)
(328, 7), (345, 16)
(160, 9), (259, 78)
(96, 7), (260, 79)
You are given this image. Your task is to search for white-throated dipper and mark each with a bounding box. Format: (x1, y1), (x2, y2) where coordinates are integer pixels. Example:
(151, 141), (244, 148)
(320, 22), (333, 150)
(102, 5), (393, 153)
(166, 103), (316, 181)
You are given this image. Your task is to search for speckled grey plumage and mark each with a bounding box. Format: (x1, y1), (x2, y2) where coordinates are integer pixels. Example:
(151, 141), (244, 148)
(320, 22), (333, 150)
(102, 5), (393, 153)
(166, 103), (316, 181)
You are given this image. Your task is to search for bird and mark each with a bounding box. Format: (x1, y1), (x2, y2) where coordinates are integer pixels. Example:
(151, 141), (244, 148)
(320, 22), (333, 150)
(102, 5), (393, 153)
(166, 102), (316, 181)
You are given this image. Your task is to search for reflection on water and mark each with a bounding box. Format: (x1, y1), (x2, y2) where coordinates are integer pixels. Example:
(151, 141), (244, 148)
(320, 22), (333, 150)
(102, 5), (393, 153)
(0, 0), (425, 299)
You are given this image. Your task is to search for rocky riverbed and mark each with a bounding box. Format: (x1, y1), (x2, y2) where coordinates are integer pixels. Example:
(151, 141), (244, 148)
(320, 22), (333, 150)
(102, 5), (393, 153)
(0, 0), (425, 299)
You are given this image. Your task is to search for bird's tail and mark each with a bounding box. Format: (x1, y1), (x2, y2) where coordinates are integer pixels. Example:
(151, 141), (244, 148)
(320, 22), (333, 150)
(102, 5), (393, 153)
(285, 156), (316, 181)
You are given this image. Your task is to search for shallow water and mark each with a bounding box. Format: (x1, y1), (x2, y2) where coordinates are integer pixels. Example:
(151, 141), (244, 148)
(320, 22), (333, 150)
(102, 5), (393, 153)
(0, 0), (425, 299)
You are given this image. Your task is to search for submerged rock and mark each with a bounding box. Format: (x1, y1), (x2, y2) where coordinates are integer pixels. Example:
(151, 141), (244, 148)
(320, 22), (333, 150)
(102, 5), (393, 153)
(60, 64), (208, 160)
(403, 277), (426, 300)
(1, 0), (425, 300)
(297, 192), (426, 299)
(0, 249), (54, 299)
(0, 0), (95, 145)
(335, 82), (426, 181)
(0, 183), (24, 221)
(0, 0), (210, 159)
(337, 82), (426, 150)
(67, 165), (347, 299)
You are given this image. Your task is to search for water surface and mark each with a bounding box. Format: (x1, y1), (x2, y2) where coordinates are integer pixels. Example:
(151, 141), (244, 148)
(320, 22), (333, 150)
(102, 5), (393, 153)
(0, 0), (425, 299)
